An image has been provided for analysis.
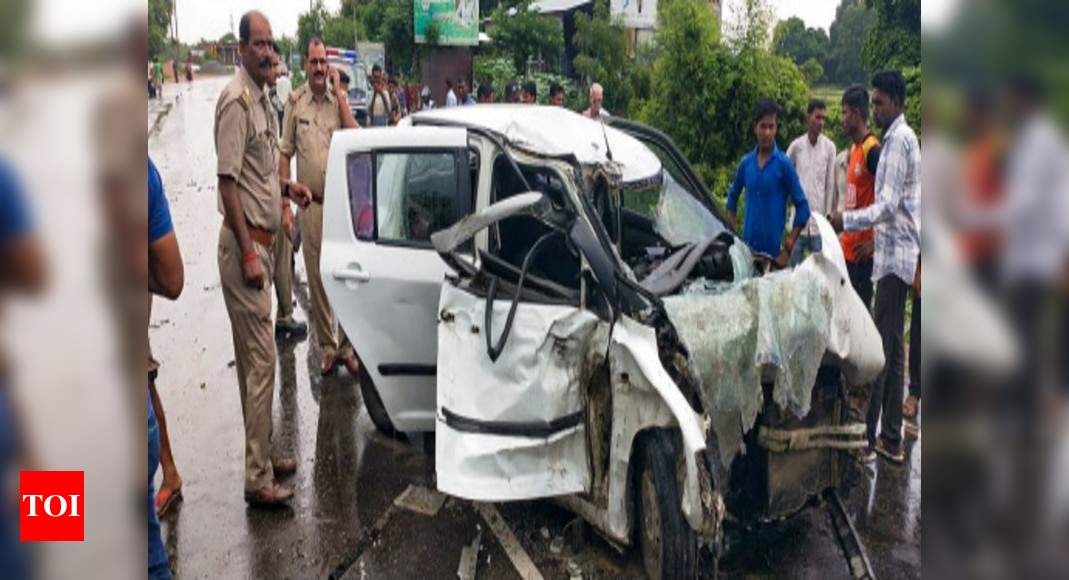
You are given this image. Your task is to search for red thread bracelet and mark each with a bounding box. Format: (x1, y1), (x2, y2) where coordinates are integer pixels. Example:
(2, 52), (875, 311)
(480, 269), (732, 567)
(243, 250), (258, 264)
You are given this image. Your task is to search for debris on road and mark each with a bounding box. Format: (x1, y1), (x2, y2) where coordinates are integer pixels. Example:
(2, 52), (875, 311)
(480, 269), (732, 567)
(393, 484), (447, 517)
(456, 529), (482, 580)
(475, 503), (544, 580)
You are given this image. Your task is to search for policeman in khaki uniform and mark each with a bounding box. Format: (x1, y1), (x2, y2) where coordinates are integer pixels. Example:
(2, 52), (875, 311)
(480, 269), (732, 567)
(279, 38), (359, 376)
(214, 11), (312, 507)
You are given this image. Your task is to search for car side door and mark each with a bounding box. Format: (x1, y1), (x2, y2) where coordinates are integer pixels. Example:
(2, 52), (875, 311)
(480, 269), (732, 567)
(321, 127), (471, 432)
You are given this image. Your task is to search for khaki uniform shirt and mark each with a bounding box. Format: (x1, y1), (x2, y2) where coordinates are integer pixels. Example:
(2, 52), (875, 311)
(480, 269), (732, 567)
(214, 67), (282, 232)
(281, 86), (341, 201)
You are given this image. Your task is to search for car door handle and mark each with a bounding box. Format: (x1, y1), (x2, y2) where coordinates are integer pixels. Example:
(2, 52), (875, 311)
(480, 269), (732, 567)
(332, 265), (370, 283)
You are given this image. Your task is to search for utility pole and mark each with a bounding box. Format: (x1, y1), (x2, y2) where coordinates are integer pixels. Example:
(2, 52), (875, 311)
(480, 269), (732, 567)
(172, 0), (179, 45)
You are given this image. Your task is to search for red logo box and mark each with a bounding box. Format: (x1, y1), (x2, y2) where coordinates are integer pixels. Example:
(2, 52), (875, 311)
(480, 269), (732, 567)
(19, 471), (84, 542)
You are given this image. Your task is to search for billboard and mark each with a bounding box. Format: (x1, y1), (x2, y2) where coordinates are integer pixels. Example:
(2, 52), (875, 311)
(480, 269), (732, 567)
(611, 0), (657, 29)
(414, 0), (480, 46)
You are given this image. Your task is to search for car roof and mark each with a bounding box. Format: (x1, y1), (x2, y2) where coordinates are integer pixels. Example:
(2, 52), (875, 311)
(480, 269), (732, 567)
(409, 105), (662, 184)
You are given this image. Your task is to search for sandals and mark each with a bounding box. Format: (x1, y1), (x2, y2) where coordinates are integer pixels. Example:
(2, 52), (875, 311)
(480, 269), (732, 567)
(155, 484), (183, 517)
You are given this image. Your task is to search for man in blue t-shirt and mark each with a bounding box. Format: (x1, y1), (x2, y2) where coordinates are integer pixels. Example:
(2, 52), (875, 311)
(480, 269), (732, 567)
(725, 99), (811, 267)
(0, 159), (45, 579)
(148, 156), (184, 580)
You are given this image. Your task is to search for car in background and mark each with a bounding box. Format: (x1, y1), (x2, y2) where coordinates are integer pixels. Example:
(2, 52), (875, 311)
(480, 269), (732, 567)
(326, 47), (369, 126)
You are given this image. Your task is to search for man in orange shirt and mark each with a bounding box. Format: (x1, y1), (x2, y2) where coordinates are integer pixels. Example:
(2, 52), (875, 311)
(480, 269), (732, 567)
(838, 85), (881, 419)
(839, 85), (881, 310)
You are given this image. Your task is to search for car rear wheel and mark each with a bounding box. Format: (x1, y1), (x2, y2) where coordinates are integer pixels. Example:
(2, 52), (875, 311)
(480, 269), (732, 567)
(636, 430), (699, 580)
(357, 364), (399, 438)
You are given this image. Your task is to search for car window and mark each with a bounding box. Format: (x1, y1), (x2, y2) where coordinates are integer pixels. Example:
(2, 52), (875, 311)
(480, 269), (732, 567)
(377, 152), (458, 243)
(346, 150), (468, 245)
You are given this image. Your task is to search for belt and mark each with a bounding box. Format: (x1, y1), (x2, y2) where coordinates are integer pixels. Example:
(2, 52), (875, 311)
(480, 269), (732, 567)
(225, 222), (274, 248)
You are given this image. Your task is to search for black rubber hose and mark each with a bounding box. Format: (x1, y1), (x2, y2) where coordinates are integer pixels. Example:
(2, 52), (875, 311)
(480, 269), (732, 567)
(485, 230), (560, 362)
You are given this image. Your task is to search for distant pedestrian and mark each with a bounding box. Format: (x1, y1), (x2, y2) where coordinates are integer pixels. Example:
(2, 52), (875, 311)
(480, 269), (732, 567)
(477, 83), (494, 104)
(153, 57), (164, 97)
(725, 98), (810, 266)
(420, 85), (435, 110)
(457, 78), (475, 106)
(831, 70), (921, 465)
(171, 59), (180, 85)
(549, 82), (564, 107)
(368, 72), (393, 127)
(504, 82), (519, 104)
(389, 75), (408, 116)
(786, 98), (837, 265)
(521, 80), (537, 104)
(213, 10), (313, 507)
(582, 83), (609, 120)
(446, 79), (458, 107)
(185, 55), (194, 82)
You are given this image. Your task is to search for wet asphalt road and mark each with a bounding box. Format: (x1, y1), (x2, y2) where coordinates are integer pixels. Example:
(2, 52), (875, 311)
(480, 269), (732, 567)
(148, 76), (920, 579)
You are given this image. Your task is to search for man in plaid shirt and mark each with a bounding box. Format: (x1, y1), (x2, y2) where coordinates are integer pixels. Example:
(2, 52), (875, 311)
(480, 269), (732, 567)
(831, 70), (921, 464)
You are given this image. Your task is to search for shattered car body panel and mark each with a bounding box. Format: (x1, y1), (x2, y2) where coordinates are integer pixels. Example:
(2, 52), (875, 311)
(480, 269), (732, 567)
(436, 281), (607, 500)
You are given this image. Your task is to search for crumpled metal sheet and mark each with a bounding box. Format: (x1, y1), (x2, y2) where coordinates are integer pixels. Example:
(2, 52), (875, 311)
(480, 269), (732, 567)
(435, 282), (607, 501)
(661, 215), (883, 466)
(664, 261), (826, 466)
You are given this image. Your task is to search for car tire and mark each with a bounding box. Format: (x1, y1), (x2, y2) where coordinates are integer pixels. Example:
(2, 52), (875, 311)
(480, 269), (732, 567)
(358, 364), (399, 439)
(635, 430), (699, 580)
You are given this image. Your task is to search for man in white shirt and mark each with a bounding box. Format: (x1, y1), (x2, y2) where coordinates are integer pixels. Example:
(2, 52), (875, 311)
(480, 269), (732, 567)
(446, 79), (458, 107)
(787, 98), (837, 265)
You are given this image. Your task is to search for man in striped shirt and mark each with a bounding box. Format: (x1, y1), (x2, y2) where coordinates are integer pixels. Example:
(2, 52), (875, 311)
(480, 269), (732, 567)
(831, 70), (921, 464)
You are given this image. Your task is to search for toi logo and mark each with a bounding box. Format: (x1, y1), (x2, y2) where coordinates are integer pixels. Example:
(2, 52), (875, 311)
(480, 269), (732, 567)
(19, 471), (84, 542)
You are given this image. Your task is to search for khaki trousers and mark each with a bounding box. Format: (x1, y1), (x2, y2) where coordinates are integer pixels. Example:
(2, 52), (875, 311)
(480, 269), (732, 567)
(273, 227), (295, 323)
(299, 203), (352, 358)
(218, 226), (276, 492)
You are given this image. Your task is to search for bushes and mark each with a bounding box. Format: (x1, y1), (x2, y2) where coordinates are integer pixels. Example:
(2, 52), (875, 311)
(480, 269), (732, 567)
(637, 0), (810, 202)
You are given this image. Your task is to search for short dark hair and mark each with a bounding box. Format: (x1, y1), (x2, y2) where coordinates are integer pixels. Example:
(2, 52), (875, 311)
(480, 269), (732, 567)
(871, 70), (906, 107)
(841, 85), (869, 121)
(238, 12), (252, 44)
(373, 64), (382, 74)
(388, 75), (398, 86)
(504, 83), (516, 98)
(523, 81), (537, 98)
(807, 98), (826, 114)
(752, 98), (780, 125)
(477, 83), (493, 100)
(446, 78), (453, 88)
(550, 83), (564, 97)
(305, 37), (324, 58)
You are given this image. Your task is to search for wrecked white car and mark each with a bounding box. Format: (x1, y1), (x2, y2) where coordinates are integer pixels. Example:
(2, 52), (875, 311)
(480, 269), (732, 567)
(320, 106), (884, 578)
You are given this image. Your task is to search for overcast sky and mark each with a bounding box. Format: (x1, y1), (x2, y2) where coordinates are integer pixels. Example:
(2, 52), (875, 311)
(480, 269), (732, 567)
(32, 0), (954, 47)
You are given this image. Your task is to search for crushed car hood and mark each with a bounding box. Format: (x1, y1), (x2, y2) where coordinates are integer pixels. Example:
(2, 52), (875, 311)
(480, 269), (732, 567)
(660, 215), (884, 465)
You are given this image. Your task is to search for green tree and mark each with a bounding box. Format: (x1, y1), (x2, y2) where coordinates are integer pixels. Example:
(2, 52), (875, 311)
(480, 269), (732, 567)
(297, 0), (328, 58)
(772, 16), (829, 67)
(640, 0), (808, 198)
(800, 58), (824, 85)
(488, 1), (564, 74)
(473, 55), (517, 97)
(218, 32), (237, 44)
(572, 0), (631, 114)
(726, 0), (775, 54)
(148, 0), (173, 59)
(825, 0), (877, 84)
(862, 0), (919, 71)
(323, 15), (364, 49)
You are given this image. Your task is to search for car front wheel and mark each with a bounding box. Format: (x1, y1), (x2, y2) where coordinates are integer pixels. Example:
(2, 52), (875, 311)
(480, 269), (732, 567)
(636, 430), (699, 580)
